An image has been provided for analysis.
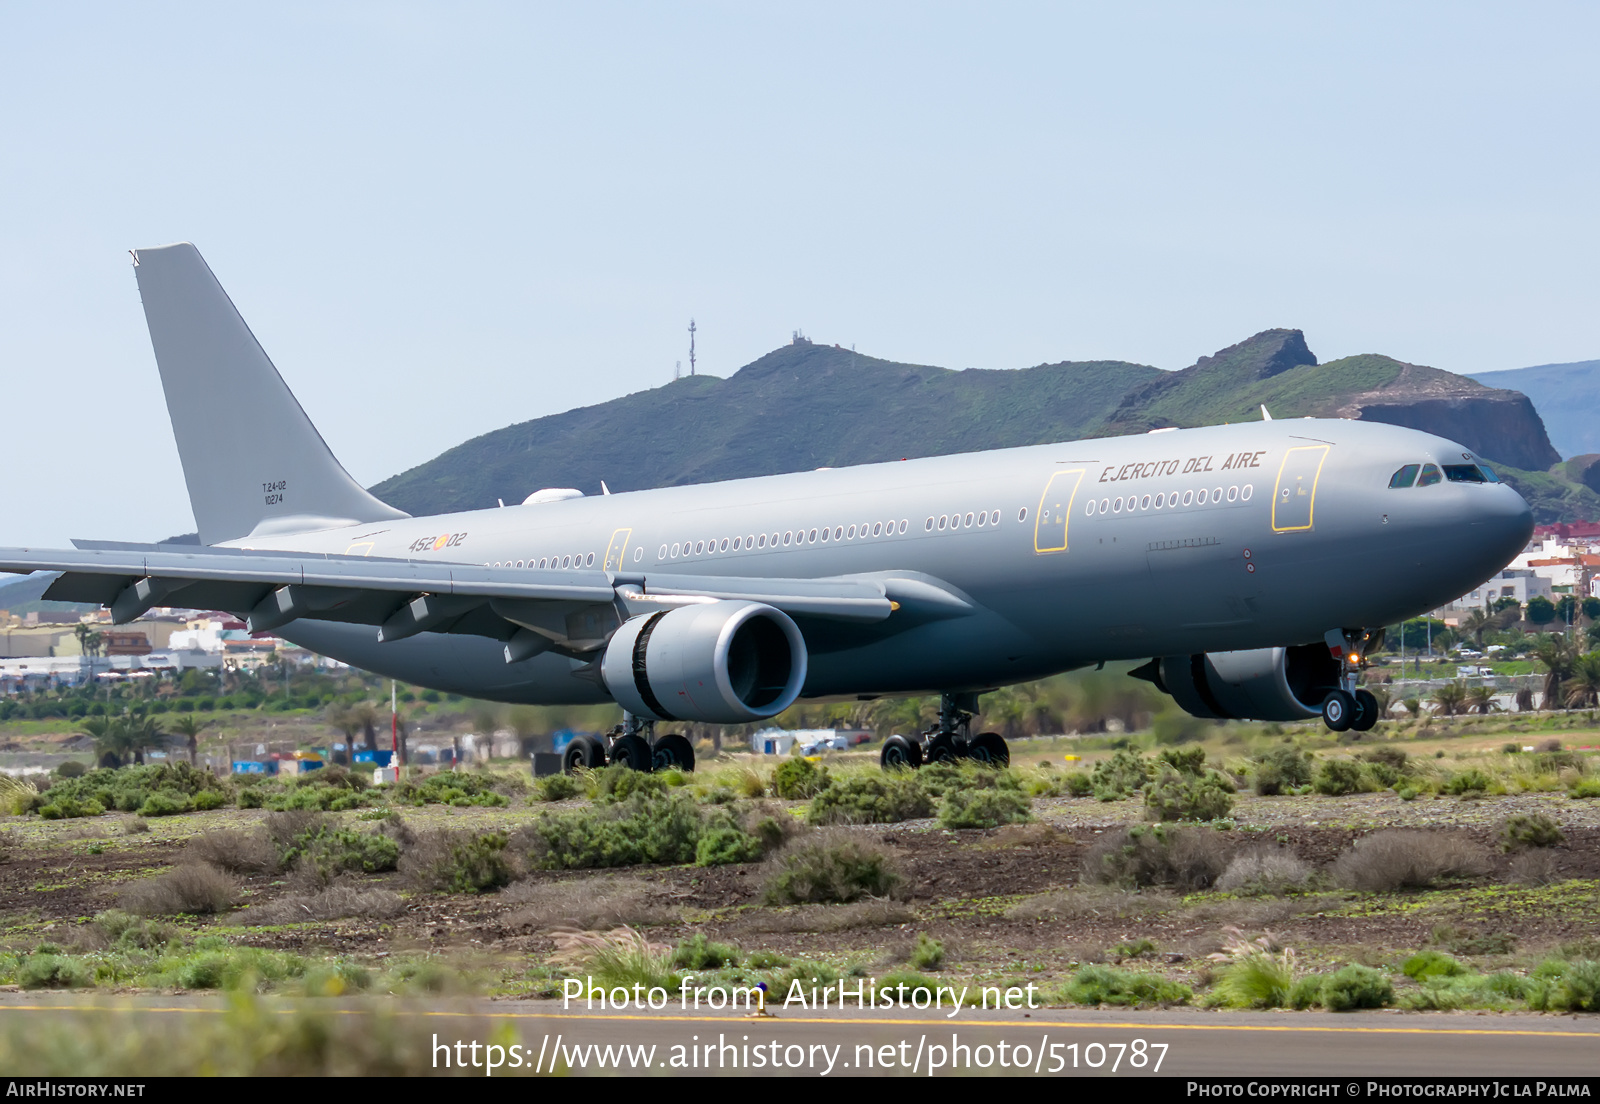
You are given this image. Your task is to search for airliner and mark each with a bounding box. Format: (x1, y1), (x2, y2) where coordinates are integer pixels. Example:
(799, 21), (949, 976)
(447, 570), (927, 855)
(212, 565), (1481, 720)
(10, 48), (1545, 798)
(0, 244), (1532, 772)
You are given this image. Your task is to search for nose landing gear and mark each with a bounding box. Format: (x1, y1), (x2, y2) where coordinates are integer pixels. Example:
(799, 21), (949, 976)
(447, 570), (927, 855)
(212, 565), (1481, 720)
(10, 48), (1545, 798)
(1321, 629), (1382, 733)
(880, 692), (1010, 769)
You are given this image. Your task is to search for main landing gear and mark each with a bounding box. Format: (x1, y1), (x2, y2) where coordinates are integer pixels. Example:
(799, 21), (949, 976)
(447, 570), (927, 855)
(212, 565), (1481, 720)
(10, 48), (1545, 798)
(880, 692), (1010, 770)
(561, 715), (696, 774)
(1320, 628), (1382, 734)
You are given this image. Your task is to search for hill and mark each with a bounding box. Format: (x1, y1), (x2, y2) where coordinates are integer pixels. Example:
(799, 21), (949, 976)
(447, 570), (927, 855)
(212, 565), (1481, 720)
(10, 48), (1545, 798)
(1472, 360), (1600, 461)
(371, 328), (1579, 518)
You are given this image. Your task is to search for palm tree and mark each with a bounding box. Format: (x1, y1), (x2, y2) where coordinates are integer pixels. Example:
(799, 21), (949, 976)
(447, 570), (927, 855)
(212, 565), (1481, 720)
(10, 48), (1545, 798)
(1531, 633), (1581, 709)
(1466, 684), (1499, 715)
(1461, 608), (1493, 650)
(78, 716), (116, 767)
(1563, 652), (1600, 710)
(1402, 697), (1423, 718)
(1431, 681), (1468, 717)
(168, 714), (208, 765)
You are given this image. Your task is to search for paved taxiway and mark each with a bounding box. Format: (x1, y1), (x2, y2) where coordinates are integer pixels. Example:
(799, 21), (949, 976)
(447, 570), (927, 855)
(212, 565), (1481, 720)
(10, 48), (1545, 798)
(2, 992), (1596, 1076)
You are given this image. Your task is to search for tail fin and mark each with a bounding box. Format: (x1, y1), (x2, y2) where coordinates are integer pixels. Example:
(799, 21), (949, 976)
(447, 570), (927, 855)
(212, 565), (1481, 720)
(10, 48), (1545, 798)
(131, 243), (409, 545)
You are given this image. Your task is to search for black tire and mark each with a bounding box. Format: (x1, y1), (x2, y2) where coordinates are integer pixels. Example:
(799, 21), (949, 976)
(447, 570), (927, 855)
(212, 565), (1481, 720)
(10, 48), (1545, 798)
(562, 736), (601, 774)
(1322, 690), (1355, 732)
(923, 731), (960, 764)
(651, 733), (695, 772)
(968, 731), (1010, 767)
(1351, 689), (1379, 732)
(609, 732), (652, 771)
(880, 734), (922, 770)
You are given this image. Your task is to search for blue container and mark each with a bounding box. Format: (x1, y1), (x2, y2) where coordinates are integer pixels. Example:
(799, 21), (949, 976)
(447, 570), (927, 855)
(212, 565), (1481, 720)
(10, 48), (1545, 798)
(231, 761), (266, 774)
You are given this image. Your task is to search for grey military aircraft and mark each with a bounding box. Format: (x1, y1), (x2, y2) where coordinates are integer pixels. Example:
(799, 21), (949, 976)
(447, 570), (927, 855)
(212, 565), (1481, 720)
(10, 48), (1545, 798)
(0, 244), (1533, 772)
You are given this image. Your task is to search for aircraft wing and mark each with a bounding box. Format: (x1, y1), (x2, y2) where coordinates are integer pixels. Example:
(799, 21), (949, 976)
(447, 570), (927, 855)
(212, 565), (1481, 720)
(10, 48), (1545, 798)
(0, 544), (941, 661)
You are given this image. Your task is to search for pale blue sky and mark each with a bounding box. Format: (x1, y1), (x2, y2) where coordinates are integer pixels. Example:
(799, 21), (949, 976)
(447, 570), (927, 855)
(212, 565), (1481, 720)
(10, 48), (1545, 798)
(2, 2), (1596, 544)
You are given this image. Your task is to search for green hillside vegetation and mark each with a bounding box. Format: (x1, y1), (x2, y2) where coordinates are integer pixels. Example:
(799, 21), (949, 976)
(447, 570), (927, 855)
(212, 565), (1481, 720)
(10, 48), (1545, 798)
(352, 328), (1590, 524)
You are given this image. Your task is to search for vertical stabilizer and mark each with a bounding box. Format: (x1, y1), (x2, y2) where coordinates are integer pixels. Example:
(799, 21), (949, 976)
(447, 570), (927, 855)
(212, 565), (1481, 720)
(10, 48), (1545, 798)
(131, 243), (409, 545)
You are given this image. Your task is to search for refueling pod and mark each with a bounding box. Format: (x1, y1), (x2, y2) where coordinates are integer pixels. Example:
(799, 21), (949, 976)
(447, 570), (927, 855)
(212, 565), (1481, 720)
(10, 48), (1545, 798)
(1134, 644), (1341, 722)
(600, 600), (807, 724)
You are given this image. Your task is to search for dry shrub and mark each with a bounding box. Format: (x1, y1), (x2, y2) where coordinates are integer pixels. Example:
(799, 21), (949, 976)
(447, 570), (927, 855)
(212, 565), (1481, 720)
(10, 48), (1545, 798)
(1510, 849), (1561, 886)
(761, 831), (904, 904)
(266, 810), (328, 850)
(118, 815), (149, 835)
(502, 877), (680, 930)
(1332, 830), (1491, 891)
(973, 822), (1066, 850)
(400, 829), (517, 893)
(186, 829), (277, 873)
(236, 885), (406, 925)
(120, 864), (238, 915)
(1217, 848), (1313, 896)
(741, 899), (917, 933)
(1083, 825), (1230, 890)
(1005, 884), (1165, 922)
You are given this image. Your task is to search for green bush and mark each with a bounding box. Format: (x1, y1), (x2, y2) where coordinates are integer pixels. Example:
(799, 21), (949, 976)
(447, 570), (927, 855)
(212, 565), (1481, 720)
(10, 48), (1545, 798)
(529, 792), (708, 869)
(874, 969), (942, 1005)
(1313, 759), (1370, 796)
(1091, 750), (1151, 798)
(939, 787), (1031, 829)
(279, 824), (401, 877)
(807, 774), (933, 825)
(909, 933), (945, 970)
(695, 825), (765, 866)
(191, 790), (226, 811)
(1063, 771), (1094, 797)
(1498, 813), (1563, 852)
(1061, 966), (1191, 1007)
(395, 771), (507, 808)
(237, 788), (264, 809)
(1158, 746), (1207, 775)
(589, 764), (668, 805)
(762, 835), (902, 904)
(535, 774), (579, 802)
(1403, 951), (1468, 979)
(1319, 965), (1393, 1011)
(18, 954), (91, 990)
(1443, 768), (1493, 796)
(1144, 771), (1234, 822)
(1570, 779), (1600, 799)
(1527, 959), (1600, 1012)
(34, 762), (229, 820)
(137, 791), (192, 817)
(55, 761), (87, 779)
(771, 758), (829, 800)
(672, 933), (741, 970)
(1210, 955), (1295, 1009)
(1252, 745), (1315, 795)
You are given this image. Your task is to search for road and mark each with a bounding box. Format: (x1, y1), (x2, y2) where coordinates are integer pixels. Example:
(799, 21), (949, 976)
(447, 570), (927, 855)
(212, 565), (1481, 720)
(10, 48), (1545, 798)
(2, 992), (1596, 1077)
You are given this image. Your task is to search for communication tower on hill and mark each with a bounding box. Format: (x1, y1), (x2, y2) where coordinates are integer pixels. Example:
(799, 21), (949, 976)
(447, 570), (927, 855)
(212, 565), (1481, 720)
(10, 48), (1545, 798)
(688, 318), (697, 376)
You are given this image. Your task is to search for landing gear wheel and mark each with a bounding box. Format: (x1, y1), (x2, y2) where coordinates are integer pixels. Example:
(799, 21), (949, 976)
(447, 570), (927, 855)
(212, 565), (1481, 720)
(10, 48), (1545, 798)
(880, 734), (922, 770)
(1322, 690), (1355, 732)
(968, 731), (1010, 767)
(609, 732), (652, 771)
(562, 735), (606, 773)
(1351, 689), (1379, 732)
(651, 733), (695, 772)
(923, 731), (960, 765)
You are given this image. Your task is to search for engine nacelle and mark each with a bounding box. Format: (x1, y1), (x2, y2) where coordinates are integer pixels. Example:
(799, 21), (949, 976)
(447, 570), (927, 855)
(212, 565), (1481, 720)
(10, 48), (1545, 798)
(1149, 644), (1340, 722)
(600, 600), (807, 724)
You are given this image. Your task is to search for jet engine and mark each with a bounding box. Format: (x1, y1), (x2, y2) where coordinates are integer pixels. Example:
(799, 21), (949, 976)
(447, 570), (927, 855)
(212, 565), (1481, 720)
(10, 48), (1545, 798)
(1136, 645), (1341, 722)
(600, 600), (808, 724)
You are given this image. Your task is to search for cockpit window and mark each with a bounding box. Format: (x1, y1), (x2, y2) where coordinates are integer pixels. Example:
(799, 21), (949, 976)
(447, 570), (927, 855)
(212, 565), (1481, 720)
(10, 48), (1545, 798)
(1417, 463), (1443, 487)
(1388, 464), (1420, 489)
(1443, 464), (1488, 484)
(1479, 464), (1500, 483)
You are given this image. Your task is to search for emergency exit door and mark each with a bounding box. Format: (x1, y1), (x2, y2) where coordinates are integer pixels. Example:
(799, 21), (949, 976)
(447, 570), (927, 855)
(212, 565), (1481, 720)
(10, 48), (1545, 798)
(603, 528), (632, 571)
(1271, 446), (1329, 532)
(1033, 469), (1084, 553)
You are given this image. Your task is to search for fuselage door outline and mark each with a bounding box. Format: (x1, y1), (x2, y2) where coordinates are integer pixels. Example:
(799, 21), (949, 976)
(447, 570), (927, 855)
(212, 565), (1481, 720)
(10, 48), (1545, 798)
(1033, 469), (1085, 554)
(1271, 445), (1330, 532)
(603, 527), (633, 571)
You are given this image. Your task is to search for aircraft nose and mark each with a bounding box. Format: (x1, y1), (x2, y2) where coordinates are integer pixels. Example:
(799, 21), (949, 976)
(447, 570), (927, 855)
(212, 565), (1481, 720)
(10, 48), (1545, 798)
(1466, 483), (1535, 572)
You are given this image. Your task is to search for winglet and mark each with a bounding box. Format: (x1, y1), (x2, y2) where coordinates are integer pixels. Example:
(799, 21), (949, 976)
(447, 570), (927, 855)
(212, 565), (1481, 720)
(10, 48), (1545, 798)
(1260, 404), (1273, 421)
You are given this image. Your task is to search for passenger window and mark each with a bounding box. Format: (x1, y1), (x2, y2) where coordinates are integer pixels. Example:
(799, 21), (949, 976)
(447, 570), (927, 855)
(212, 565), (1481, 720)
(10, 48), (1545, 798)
(1417, 464), (1442, 487)
(1443, 464), (1487, 484)
(1388, 464), (1419, 488)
